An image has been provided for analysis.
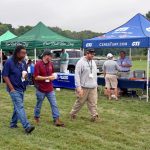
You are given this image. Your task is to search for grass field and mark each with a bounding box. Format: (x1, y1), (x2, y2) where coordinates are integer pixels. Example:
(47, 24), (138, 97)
(0, 60), (150, 150)
(131, 60), (147, 71)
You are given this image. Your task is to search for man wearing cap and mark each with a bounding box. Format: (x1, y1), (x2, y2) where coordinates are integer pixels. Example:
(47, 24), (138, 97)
(117, 51), (132, 78)
(102, 53), (120, 100)
(60, 49), (69, 73)
(34, 50), (64, 127)
(70, 49), (99, 122)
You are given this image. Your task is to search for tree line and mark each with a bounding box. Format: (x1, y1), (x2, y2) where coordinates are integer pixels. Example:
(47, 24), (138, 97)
(0, 11), (150, 57)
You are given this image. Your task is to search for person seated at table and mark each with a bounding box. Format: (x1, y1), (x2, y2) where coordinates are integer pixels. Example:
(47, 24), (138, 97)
(103, 53), (120, 100)
(117, 51), (132, 78)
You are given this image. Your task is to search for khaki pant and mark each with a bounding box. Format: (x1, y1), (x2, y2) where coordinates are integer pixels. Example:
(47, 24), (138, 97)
(118, 72), (130, 78)
(70, 87), (98, 117)
(105, 74), (118, 88)
(60, 64), (68, 73)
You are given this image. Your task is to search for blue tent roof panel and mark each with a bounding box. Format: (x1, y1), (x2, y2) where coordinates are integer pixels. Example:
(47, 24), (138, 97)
(83, 13), (150, 48)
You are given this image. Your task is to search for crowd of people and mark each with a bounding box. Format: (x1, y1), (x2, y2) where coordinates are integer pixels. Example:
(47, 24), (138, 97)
(1, 45), (132, 134)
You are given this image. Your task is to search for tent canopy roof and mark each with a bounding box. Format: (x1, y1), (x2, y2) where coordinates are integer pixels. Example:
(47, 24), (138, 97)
(83, 13), (150, 48)
(0, 30), (17, 43)
(1, 22), (82, 50)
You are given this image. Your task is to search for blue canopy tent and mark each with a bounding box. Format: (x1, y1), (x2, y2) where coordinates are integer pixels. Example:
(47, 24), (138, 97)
(83, 13), (150, 101)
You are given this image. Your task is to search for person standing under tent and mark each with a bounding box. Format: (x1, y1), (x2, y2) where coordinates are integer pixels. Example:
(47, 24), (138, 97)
(27, 59), (34, 85)
(117, 51), (132, 95)
(60, 49), (69, 73)
(117, 51), (132, 78)
(2, 45), (35, 134)
(103, 53), (120, 100)
(70, 49), (99, 122)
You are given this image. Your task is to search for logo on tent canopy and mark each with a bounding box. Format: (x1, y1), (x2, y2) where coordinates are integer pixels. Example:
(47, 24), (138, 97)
(114, 27), (129, 33)
(146, 27), (150, 32)
(132, 41), (140, 46)
(86, 43), (92, 47)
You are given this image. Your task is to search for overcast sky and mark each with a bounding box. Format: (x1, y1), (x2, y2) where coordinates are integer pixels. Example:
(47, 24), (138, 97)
(0, 0), (149, 32)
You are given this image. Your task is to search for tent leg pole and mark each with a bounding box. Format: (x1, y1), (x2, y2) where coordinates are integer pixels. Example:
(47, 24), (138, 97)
(34, 48), (37, 64)
(129, 48), (132, 60)
(146, 48), (150, 102)
(0, 49), (3, 84)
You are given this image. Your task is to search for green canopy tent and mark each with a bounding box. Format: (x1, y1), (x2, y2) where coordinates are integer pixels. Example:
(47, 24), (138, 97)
(1, 22), (82, 65)
(1, 22), (82, 50)
(0, 30), (17, 83)
(0, 30), (17, 47)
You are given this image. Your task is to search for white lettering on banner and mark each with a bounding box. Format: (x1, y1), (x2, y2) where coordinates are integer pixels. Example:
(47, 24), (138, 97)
(6, 42), (29, 47)
(86, 43), (92, 47)
(59, 76), (68, 80)
(43, 41), (74, 47)
(119, 42), (128, 46)
(99, 42), (127, 47)
(146, 27), (150, 32)
(114, 27), (129, 32)
(132, 41), (140, 46)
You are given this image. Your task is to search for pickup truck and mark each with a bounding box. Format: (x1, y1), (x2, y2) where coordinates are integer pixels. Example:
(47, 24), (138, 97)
(50, 49), (107, 74)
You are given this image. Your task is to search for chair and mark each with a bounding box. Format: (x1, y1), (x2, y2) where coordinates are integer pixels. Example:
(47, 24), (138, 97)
(133, 70), (146, 79)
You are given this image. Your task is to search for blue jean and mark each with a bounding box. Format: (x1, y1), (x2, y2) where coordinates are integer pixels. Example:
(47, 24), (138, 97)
(34, 90), (60, 120)
(9, 91), (30, 129)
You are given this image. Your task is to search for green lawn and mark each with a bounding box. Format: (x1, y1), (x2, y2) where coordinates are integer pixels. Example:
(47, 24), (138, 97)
(0, 83), (150, 150)
(132, 60), (147, 71)
(0, 60), (149, 150)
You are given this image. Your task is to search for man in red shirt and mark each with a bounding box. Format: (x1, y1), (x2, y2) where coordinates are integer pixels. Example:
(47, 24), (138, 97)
(34, 50), (64, 127)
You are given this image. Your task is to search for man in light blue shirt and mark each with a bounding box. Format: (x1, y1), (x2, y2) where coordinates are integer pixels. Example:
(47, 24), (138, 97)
(117, 51), (132, 78)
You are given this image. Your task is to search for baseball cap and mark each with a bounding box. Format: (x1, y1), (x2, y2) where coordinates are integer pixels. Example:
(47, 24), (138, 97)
(42, 50), (52, 57)
(85, 48), (95, 53)
(107, 53), (113, 58)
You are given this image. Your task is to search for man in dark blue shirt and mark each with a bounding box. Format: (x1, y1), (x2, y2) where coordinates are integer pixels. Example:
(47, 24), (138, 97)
(2, 45), (35, 134)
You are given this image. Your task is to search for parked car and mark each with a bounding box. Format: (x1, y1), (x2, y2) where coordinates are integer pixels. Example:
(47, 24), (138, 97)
(50, 49), (107, 74)
(50, 49), (82, 73)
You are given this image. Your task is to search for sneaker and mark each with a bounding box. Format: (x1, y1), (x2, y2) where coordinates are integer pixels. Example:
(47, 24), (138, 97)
(25, 125), (35, 134)
(10, 125), (18, 129)
(54, 118), (65, 127)
(91, 115), (99, 122)
(34, 117), (40, 124)
(113, 95), (119, 100)
(108, 97), (112, 100)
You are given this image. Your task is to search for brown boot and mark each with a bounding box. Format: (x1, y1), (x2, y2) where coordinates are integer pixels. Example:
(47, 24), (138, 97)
(54, 118), (65, 127)
(34, 117), (40, 124)
(91, 115), (99, 122)
(70, 114), (76, 120)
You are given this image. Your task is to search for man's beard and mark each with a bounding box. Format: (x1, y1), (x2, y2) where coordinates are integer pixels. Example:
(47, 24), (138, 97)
(18, 57), (24, 61)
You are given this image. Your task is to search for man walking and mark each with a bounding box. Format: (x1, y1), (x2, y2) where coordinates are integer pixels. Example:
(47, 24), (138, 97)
(2, 45), (35, 134)
(34, 50), (64, 127)
(70, 49), (98, 122)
